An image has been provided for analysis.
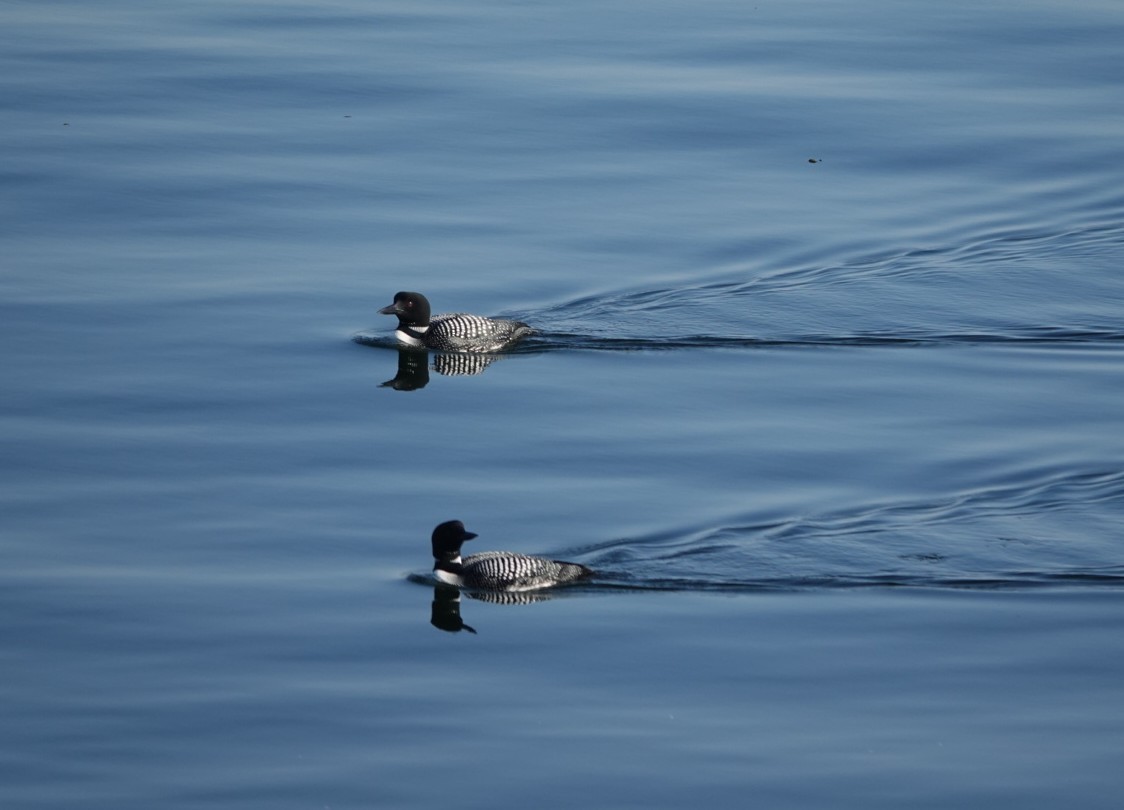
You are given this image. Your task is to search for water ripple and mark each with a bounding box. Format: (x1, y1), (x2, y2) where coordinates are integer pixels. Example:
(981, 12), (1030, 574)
(569, 468), (1124, 593)
(355, 218), (1124, 355)
(516, 327), (1124, 352)
(518, 218), (1124, 350)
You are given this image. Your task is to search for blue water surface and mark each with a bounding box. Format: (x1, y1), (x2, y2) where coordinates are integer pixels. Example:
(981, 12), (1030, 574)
(3, 0), (1124, 808)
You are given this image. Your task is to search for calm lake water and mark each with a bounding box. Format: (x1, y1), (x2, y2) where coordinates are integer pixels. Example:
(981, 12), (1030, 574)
(3, 0), (1124, 807)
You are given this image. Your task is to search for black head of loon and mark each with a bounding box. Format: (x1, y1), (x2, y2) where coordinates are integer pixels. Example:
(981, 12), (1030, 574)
(431, 519), (478, 562)
(379, 291), (433, 328)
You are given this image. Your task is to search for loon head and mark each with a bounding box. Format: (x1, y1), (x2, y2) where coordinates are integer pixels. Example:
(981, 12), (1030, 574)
(431, 520), (478, 562)
(379, 291), (432, 327)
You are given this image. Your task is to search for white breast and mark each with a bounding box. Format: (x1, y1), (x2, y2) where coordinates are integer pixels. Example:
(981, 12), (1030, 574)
(395, 326), (427, 347)
(435, 568), (464, 586)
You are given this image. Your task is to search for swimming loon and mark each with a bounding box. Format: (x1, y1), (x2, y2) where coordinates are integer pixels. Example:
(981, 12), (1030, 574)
(379, 291), (534, 353)
(430, 520), (594, 592)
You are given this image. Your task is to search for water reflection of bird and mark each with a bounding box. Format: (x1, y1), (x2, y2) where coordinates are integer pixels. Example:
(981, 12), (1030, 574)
(379, 291), (534, 352)
(428, 584), (557, 635)
(430, 585), (476, 634)
(432, 352), (498, 376)
(379, 348), (501, 389)
(430, 520), (594, 592)
(380, 348), (430, 390)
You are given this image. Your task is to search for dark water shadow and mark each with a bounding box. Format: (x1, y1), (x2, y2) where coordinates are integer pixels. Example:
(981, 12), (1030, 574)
(356, 323), (1124, 366)
(412, 563), (1124, 634)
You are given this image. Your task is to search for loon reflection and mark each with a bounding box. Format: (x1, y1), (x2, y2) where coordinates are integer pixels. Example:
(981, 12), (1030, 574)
(380, 348), (500, 389)
(429, 584), (561, 634)
(430, 585), (476, 634)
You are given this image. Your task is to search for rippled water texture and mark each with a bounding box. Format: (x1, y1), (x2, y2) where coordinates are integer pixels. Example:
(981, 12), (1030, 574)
(3, 1), (1124, 808)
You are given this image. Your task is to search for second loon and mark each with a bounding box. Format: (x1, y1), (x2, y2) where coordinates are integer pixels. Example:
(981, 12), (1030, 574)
(430, 520), (594, 592)
(379, 291), (534, 353)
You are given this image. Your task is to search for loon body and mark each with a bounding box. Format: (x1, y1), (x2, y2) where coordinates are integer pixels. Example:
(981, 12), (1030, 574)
(430, 520), (593, 592)
(379, 291), (534, 353)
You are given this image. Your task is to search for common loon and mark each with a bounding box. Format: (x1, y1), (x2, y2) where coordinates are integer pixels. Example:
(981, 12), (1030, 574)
(430, 520), (594, 592)
(379, 291), (534, 353)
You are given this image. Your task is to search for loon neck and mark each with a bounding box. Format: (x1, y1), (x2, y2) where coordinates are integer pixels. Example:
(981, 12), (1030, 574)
(396, 324), (429, 346)
(434, 557), (465, 586)
(434, 551), (463, 568)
